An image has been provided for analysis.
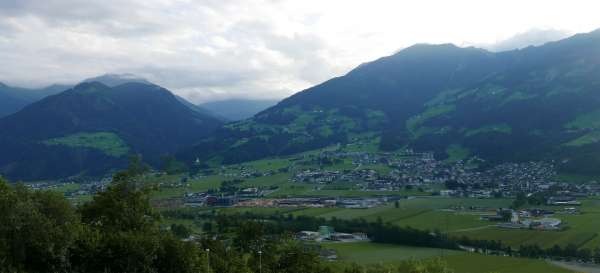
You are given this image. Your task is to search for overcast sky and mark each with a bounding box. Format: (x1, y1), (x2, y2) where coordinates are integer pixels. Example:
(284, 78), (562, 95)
(1, 0), (599, 103)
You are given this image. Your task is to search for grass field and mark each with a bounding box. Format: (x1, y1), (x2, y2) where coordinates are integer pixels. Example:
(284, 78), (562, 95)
(148, 174), (223, 199)
(445, 144), (470, 163)
(444, 254), (575, 273)
(451, 198), (600, 249)
(220, 198), (510, 233)
(216, 196), (600, 251)
(326, 242), (575, 273)
(42, 132), (129, 157)
(323, 242), (461, 263)
(50, 183), (81, 193)
(288, 207), (493, 232)
(149, 168), (600, 251)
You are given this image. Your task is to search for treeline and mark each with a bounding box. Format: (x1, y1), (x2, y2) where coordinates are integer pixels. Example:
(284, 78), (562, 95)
(457, 236), (600, 263)
(195, 211), (600, 264)
(192, 212), (459, 250)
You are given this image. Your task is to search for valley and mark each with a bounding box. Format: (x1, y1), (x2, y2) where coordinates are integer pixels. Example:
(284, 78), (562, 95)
(27, 138), (600, 272)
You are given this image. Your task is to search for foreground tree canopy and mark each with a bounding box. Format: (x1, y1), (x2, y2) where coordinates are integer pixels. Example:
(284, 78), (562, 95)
(0, 170), (204, 273)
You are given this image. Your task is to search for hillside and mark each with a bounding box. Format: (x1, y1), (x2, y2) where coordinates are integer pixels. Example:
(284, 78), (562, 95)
(199, 99), (280, 121)
(82, 73), (225, 121)
(182, 29), (600, 176)
(0, 81), (223, 180)
(0, 83), (70, 117)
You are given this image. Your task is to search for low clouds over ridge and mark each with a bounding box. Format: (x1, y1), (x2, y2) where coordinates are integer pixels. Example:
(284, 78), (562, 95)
(0, 0), (598, 103)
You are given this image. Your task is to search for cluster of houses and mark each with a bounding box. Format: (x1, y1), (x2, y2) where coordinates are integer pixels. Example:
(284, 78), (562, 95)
(184, 193), (389, 209)
(292, 169), (379, 185)
(28, 177), (112, 198)
(482, 208), (566, 231)
(319, 151), (383, 165)
(296, 150), (600, 198)
(275, 197), (386, 208)
(220, 165), (277, 179)
(297, 226), (369, 243)
(547, 196), (582, 206)
(183, 187), (267, 207)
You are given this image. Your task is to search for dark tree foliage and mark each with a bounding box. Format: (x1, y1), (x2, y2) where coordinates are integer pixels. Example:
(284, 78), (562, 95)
(0, 177), (79, 272)
(0, 162), (205, 273)
(161, 155), (188, 175)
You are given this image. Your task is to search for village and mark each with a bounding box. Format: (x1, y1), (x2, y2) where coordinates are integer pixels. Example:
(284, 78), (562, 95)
(289, 150), (600, 199)
(26, 149), (600, 211)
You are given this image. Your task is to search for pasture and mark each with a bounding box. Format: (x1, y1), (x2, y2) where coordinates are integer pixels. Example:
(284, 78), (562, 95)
(325, 242), (575, 273)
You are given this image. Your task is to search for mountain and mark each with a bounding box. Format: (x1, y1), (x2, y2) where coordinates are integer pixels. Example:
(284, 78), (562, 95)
(0, 83), (71, 117)
(83, 73), (226, 121)
(82, 73), (152, 87)
(0, 73), (154, 118)
(182, 29), (600, 177)
(0, 83), (30, 117)
(175, 95), (227, 121)
(199, 99), (280, 121)
(0, 81), (223, 180)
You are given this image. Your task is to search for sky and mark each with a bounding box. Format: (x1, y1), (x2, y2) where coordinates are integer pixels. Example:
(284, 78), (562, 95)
(0, 0), (599, 103)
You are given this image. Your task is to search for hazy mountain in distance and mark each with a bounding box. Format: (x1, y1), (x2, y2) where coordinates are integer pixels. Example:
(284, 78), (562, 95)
(199, 99), (280, 121)
(83, 73), (226, 120)
(82, 73), (152, 87)
(488, 28), (571, 52)
(0, 81), (223, 180)
(0, 83), (72, 117)
(175, 95), (228, 121)
(182, 29), (600, 177)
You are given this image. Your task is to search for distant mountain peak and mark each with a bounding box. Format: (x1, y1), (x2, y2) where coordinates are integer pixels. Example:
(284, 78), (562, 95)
(69, 81), (111, 94)
(199, 98), (280, 121)
(0, 80), (224, 180)
(82, 73), (152, 87)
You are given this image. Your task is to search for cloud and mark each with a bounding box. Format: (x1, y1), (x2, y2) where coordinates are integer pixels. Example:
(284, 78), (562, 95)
(484, 28), (573, 52)
(0, 0), (599, 103)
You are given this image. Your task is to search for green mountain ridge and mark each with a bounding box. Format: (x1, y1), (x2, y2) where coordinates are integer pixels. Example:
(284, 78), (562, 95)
(0, 81), (223, 180)
(181, 29), (600, 176)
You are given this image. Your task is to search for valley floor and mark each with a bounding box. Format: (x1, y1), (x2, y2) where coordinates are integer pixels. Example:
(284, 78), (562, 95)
(327, 242), (575, 273)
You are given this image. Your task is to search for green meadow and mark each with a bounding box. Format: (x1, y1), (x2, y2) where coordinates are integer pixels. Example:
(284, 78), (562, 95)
(326, 242), (575, 273)
(42, 131), (129, 157)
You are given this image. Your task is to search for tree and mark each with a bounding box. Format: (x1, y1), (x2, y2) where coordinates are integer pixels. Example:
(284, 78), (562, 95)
(161, 155), (188, 175)
(74, 167), (204, 273)
(127, 154), (150, 176)
(170, 223), (192, 239)
(511, 192), (527, 209)
(0, 177), (80, 272)
(155, 234), (203, 273)
(234, 220), (265, 252)
(79, 172), (160, 233)
(498, 210), (513, 222)
(248, 238), (331, 273)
